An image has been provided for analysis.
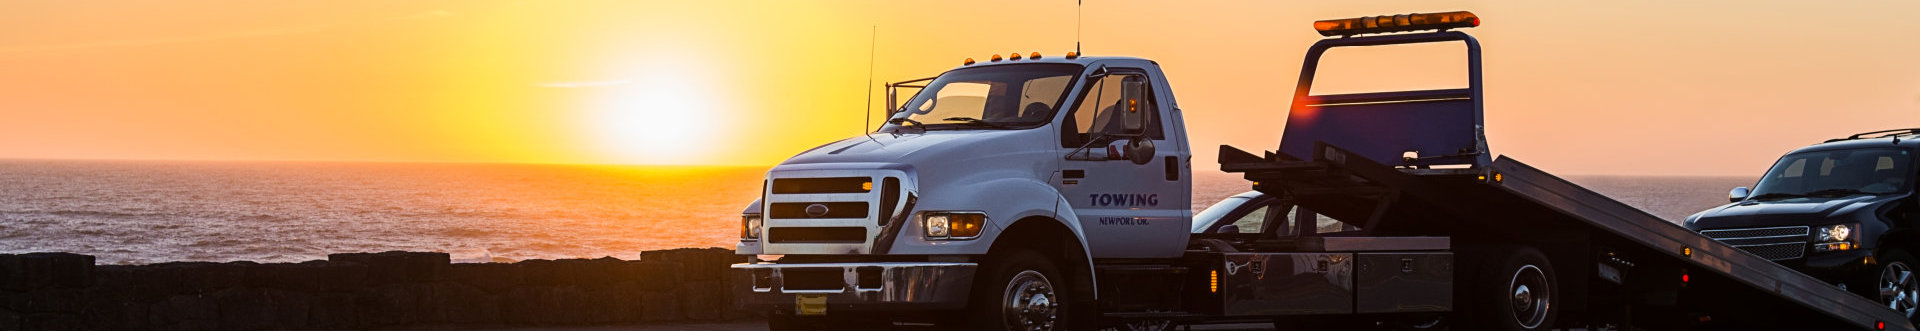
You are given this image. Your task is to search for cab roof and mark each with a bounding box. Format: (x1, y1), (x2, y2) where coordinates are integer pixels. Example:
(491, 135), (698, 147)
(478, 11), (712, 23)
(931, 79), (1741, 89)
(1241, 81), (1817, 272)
(952, 55), (1152, 70)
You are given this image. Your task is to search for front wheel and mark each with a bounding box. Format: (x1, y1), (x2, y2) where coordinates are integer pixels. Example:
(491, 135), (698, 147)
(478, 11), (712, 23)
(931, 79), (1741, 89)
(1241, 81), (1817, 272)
(971, 250), (1071, 331)
(1878, 249), (1920, 322)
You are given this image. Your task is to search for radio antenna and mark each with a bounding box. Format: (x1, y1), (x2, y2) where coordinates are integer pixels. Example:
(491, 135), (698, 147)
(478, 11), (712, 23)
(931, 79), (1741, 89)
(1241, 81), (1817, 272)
(863, 26), (878, 134)
(1076, 0), (1082, 54)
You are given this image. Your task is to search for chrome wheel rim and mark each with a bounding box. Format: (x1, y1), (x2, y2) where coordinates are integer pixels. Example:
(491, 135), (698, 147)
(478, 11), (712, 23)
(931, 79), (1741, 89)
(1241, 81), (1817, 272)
(1881, 261), (1919, 316)
(1509, 264), (1551, 329)
(1003, 270), (1059, 331)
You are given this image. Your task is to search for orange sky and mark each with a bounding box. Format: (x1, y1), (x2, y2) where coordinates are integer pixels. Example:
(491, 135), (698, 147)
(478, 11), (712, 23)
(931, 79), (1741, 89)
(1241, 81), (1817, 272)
(3, 1), (1917, 175)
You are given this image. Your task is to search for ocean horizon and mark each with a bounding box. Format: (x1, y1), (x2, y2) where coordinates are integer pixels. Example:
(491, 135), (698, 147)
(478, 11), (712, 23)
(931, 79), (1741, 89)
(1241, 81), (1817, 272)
(0, 159), (1753, 264)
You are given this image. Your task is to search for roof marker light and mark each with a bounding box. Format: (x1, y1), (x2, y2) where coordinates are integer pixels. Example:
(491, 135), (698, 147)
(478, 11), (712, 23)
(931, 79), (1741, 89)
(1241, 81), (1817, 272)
(963, 58), (976, 65)
(1065, 52), (1079, 59)
(990, 54), (1003, 62)
(1030, 52), (1042, 59)
(1010, 52), (1022, 61)
(1314, 11), (1479, 37)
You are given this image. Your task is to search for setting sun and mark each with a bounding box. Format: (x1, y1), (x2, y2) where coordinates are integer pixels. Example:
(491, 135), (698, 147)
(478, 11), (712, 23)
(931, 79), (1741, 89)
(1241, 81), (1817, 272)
(581, 62), (728, 165)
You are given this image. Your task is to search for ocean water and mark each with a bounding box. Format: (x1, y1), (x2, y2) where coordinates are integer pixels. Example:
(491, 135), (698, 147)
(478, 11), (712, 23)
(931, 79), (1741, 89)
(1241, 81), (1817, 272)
(0, 160), (1753, 264)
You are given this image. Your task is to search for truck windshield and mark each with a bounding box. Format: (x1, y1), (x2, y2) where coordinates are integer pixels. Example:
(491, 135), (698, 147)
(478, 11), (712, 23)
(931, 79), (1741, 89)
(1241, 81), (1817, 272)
(1750, 148), (1913, 200)
(889, 64), (1080, 130)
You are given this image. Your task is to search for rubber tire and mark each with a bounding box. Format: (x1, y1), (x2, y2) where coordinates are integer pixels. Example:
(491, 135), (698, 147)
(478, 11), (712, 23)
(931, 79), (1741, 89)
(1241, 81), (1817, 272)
(1874, 249), (1920, 324)
(1472, 245), (1557, 331)
(968, 250), (1071, 331)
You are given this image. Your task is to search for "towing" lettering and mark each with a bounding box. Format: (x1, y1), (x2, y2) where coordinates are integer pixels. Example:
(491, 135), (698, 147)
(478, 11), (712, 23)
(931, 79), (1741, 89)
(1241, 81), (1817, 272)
(1090, 193), (1159, 207)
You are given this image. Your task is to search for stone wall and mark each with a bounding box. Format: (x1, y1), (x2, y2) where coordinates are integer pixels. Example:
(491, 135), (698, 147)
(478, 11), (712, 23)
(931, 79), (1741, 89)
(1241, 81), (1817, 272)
(0, 248), (749, 330)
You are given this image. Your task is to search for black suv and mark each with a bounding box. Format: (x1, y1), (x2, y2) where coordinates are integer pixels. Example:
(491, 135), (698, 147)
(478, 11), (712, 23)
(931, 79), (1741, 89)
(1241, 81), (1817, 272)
(1686, 128), (1920, 316)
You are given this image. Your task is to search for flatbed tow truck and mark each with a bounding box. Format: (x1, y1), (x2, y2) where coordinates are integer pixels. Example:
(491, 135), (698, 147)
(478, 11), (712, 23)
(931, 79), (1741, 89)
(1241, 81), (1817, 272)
(732, 11), (1916, 330)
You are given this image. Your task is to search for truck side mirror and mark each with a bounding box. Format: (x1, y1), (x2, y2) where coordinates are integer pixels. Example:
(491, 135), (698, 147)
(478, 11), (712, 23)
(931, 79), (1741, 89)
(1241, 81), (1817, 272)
(1729, 187), (1750, 202)
(1125, 136), (1154, 165)
(1216, 224), (1241, 234)
(1120, 76), (1148, 134)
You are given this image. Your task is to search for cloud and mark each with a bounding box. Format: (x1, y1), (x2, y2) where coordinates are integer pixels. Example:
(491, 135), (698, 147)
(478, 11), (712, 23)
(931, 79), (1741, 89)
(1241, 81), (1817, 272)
(0, 10), (455, 57)
(537, 79), (633, 88)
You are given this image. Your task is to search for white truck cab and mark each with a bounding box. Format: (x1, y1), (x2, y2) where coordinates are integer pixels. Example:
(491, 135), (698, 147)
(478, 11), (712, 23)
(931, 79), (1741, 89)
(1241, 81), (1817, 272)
(734, 54), (1192, 329)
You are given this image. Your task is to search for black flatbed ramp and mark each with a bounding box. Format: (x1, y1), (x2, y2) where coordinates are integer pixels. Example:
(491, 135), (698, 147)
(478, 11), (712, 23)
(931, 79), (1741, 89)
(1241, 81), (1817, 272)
(1488, 156), (1914, 331)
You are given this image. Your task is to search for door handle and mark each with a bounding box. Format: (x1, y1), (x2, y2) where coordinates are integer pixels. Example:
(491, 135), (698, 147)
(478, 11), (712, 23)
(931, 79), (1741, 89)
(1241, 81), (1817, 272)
(1163, 156), (1178, 181)
(1064, 170), (1086, 179)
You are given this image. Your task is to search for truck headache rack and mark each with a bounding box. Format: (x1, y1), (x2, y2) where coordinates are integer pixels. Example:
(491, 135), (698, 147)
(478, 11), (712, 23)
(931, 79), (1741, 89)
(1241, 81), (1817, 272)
(1280, 31), (1490, 169)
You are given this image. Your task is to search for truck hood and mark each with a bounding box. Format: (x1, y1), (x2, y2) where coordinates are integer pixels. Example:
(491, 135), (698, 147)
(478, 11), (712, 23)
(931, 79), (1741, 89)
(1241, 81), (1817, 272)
(779, 130), (1039, 166)
(1685, 194), (1892, 230)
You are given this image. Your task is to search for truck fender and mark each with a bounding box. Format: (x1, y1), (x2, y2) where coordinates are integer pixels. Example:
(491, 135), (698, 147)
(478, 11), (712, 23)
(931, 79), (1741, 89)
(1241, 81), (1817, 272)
(943, 175), (1100, 301)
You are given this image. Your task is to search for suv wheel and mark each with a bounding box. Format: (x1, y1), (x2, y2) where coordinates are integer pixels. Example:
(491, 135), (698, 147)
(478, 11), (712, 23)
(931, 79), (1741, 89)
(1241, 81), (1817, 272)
(1880, 250), (1920, 320)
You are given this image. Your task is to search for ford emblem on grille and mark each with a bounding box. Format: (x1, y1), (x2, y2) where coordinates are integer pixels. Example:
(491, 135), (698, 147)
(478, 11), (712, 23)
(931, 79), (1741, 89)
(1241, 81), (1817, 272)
(805, 203), (829, 218)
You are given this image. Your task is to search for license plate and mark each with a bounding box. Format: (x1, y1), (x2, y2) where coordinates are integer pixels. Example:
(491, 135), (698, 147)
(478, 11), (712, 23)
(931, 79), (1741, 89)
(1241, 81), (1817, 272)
(796, 295), (827, 316)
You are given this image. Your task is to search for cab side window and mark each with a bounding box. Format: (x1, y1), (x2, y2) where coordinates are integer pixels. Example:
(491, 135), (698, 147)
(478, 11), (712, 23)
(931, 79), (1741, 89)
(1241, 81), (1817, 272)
(1060, 72), (1163, 148)
(1223, 205), (1270, 234)
(1215, 201), (1298, 236)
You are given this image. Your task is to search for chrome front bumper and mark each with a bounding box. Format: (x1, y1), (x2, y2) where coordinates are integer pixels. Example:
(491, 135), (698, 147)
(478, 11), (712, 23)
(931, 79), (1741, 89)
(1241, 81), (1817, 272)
(731, 262), (977, 311)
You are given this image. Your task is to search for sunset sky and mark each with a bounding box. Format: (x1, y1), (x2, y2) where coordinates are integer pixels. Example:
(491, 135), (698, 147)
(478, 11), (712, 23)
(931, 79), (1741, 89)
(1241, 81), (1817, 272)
(3, 1), (1917, 176)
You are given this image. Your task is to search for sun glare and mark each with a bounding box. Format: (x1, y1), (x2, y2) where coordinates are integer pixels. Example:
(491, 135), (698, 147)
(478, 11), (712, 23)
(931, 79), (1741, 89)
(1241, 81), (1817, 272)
(587, 64), (726, 165)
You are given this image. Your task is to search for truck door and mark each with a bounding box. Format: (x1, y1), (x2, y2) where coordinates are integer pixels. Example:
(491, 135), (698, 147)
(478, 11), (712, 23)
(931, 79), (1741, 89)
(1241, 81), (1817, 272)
(1055, 68), (1190, 259)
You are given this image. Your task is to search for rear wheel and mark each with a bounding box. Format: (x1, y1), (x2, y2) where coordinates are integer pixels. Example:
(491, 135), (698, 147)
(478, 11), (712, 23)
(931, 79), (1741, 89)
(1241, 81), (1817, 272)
(1470, 246), (1557, 331)
(970, 250), (1071, 331)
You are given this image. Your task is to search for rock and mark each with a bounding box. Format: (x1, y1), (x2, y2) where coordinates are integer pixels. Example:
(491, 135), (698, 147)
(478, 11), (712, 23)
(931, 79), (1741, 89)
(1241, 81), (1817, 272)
(618, 261), (681, 292)
(210, 288), (274, 330)
(329, 251), (450, 284)
(0, 308), (18, 331)
(129, 262), (247, 299)
(499, 287), (548, 325)
(639, 290), (679, 322)
(307, 293), (358, 329)
(557, 259), (615, 286)
(640, 248), (741, 281)
(0, 253), (95, 291)
(425, 283), (495, 325)
(149, 294), (218, 330)
(515, 260), (569, 286)
(79, 290), (147, 330)
(679, 281), (723, 321)
(20, 313), (80, 331)
(17, 289), (81, 314)
(450, 263), (522, 294)
(580, 285), (637, 324)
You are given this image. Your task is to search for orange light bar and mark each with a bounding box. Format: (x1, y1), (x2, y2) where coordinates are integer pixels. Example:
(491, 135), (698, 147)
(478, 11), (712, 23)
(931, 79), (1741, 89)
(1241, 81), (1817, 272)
(1313, 11), (1479, 37)
(990, 54), (1003, 62)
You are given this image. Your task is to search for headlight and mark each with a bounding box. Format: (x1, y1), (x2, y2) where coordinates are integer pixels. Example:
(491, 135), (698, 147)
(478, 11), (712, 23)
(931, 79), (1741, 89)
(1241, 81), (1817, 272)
(1816, 224), (1853, 242)
(742, 214), (763, 240)
(1814, 223), (1857, 252)
(923, 212), (985, 240)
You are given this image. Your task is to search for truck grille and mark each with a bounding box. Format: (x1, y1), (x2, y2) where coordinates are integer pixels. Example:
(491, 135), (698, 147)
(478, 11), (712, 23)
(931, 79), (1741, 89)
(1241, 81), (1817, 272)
(769, 202), (870, 219)
(769, 227), (867, 243)
(771, 177), (872, 194)
(1701, 226), (1809, 261)
(760, 172), (910, 254)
